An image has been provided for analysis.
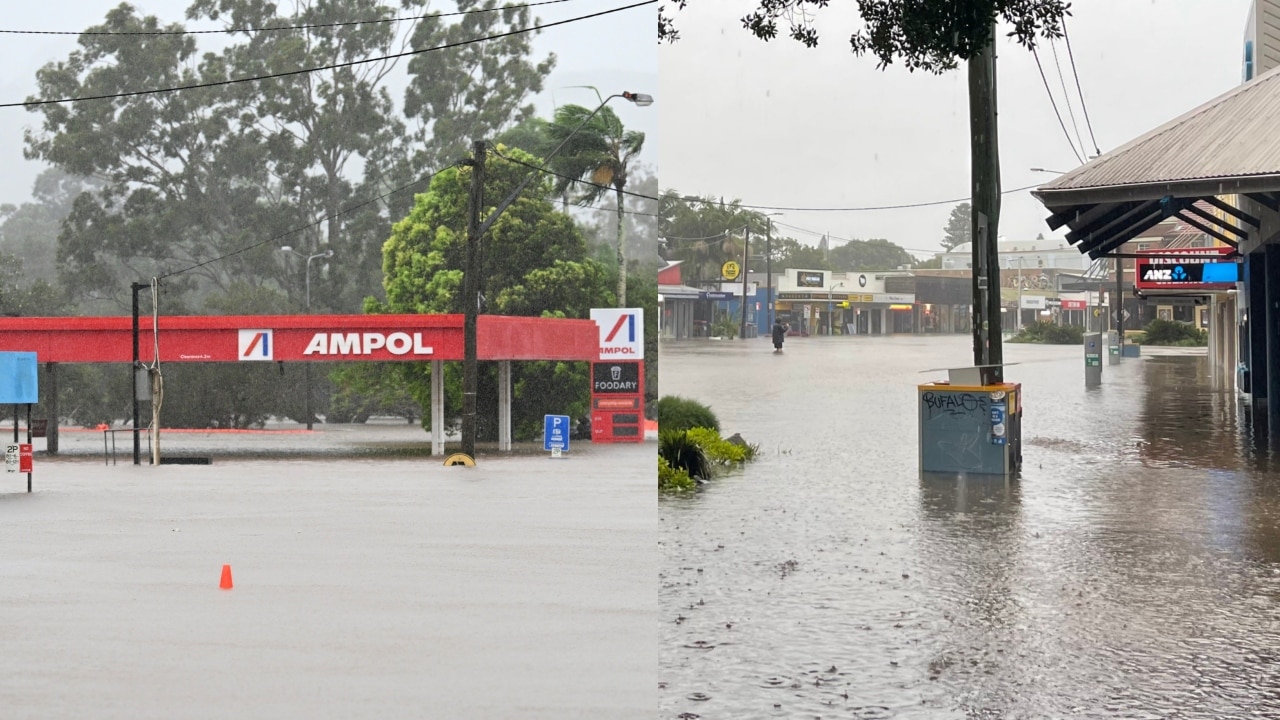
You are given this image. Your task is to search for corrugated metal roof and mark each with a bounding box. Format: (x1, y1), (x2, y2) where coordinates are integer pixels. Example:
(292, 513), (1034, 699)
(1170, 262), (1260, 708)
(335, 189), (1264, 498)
(1036, 61), (1280, 193)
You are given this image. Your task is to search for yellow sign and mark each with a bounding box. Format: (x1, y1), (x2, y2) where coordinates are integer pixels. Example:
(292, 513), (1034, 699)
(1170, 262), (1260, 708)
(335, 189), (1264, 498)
(721, 261), (741, 280)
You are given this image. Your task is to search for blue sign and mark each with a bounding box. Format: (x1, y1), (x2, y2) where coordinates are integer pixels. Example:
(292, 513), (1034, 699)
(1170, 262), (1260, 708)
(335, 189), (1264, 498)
(990, 406), (1005, 425)
(0, 352), (38, 404)
(701, 291), (733, 300)
(543, 415), (570, 452)
(1201, 262), (1242, 284)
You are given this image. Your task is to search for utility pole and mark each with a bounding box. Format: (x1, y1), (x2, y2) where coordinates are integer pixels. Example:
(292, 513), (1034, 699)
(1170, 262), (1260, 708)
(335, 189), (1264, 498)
(131, 282), (148, 466)
(739, 226), (750, 339)
(462, 139), (486, 459)
(765, 218), (773, 331)
(969, 21), (1003, 384)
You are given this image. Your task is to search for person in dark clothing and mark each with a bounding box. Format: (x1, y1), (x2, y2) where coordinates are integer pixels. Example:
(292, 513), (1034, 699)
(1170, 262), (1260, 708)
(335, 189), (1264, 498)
(771, 319), (788, 352)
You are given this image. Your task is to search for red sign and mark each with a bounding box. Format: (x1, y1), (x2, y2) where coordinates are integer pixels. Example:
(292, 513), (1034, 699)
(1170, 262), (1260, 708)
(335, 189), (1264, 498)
(1134, 246), (1236, 291)
(0, 314), (599, 364)
(19, 444), (32, 473)
(1061, 299), (1087, 310)
(591, 361), (645, 444)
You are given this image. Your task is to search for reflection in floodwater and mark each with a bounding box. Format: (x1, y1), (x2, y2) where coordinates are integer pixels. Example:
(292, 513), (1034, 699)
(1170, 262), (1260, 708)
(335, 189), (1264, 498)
(660, 337), (1280, 718)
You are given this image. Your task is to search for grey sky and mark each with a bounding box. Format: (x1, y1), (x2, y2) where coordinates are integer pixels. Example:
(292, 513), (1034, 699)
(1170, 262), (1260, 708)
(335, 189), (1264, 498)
(0, 0), (656, 207)
(659, 0), (1253, 257)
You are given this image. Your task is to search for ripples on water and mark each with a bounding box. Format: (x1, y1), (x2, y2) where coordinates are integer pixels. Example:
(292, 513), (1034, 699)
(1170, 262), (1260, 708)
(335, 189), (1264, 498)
(659, 336), (1280, 718)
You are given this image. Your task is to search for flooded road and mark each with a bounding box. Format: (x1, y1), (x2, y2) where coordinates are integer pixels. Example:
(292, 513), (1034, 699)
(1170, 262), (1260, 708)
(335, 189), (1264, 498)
(0, 439), (653, 719)
(659, 335), (1280, 719)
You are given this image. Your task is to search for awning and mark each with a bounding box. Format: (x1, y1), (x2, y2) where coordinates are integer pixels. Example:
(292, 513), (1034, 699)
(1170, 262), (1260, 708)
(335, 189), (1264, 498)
(1032, 62), (1280, 259)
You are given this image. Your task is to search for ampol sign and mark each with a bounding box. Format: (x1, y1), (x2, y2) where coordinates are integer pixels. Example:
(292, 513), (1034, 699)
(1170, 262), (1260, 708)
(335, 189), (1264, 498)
(590, 308), (644, 360)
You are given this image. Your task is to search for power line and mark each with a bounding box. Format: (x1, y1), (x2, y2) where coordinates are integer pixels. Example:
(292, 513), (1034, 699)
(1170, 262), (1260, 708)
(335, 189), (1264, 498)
(489, 147), (661, 201)
(159, 161), (461, 280)
(1049, 38), (1087, 161)
(495, 147), (1043, 214)
(1062, 19), (1101, 157)
(0, 0), (580, 36)
(1030, 44), (1084, 165)
(677, 183), (1043, 213)
(6, 1), (654, 109)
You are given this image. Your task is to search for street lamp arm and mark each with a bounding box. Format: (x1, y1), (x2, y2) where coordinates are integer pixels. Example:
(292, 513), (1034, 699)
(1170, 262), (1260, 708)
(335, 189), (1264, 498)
(477, 93), (623, 238)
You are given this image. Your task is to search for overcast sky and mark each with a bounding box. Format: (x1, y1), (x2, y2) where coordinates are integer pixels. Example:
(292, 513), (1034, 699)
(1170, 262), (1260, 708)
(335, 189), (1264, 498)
(0, 0), (656, 207)
(659, 0), (1254, 256)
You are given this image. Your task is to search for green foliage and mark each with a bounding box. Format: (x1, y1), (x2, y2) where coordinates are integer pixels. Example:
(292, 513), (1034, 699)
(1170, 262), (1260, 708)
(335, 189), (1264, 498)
(25, 1), (553, 313)
(658, 455), (696, 492)
(913, 254), (944, 269)
(710, 317), (739, 339)
(942, 202), (972, 250)
(1008, 321), (1083, 345)
(1140, 319), (1207, 346)
(546, 102), (646, 305)
(371, 146), (614, 441)
(827, 237), (914, 271)
(659, 429), (711, 480)
(660, 193), (771, 282)
(686, 427), (757, 465)
(664, 0), (1070, 71)
(657, 395), (720, 433)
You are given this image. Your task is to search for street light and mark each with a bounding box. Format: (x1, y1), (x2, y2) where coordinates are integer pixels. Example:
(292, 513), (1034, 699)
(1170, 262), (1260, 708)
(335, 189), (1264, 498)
(828, 281), (845, 335)
(1030, 167), (1069, 174)
(280, 246), (334, 311)
(280, 246), (335, 431)
(459, 90), (653, 460)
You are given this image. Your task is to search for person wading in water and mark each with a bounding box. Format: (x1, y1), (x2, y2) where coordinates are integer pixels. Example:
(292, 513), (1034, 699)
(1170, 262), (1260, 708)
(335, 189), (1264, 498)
(771, 318), (788, 353)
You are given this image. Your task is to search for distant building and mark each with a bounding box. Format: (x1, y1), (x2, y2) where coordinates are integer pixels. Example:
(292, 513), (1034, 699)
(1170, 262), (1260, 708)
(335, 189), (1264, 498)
(941, 236), (1091, 273)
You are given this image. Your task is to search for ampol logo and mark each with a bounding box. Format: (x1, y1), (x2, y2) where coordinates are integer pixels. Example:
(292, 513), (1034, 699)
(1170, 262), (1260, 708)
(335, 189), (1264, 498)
(590, 308), (644, 360)
(238, 329), (274, 361)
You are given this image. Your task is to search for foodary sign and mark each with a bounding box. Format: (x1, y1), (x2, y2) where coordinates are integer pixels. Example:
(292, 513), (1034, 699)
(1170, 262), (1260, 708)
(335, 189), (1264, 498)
(1135, 247), (1238, 291)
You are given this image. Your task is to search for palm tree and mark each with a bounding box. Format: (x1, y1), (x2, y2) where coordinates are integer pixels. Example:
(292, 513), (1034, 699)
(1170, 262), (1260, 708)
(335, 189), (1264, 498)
(546, 104), (645, 306)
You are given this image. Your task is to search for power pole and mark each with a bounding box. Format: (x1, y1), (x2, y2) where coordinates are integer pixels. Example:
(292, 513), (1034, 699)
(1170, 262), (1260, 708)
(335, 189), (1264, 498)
(739, 226), (750, 339)
(462, 140), (486, 459)
(131, 282), (148, 466)
(765, 219), (773, 331)
(969, 21), (1003, 384)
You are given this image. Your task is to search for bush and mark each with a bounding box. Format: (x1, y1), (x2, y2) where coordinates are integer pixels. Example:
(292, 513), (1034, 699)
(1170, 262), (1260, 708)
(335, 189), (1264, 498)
(657, 395), (720, 433)
(1009, 321), (1084, 345)
(659, 429), (712, 480)
(1140, 319), (1207, 346)
(659, 455), (695, 492)
(686, 427), (757, 464)
(710, 317), (739, 339)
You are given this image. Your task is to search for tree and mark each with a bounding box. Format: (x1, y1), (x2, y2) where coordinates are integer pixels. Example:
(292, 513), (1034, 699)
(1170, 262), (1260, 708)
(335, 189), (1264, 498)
(581, 166), (659, 273)
(546, 103), (645, 306)
(368, 145), (614, 441)
(0, 169), (101, 287)
(660, 1), (1067, 69)
(402, 0), (555, 172)
(942, 202), (972, 250)
(660, 192), (767, 283)
(828, 237), (914, 271)
(914, 254), (944, 270)
(773, 238), (831, 271)
(26, 1), (555, 316)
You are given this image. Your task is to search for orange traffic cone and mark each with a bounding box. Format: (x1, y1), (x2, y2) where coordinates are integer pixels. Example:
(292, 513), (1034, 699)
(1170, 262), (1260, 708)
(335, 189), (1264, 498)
(219, 564), (233, 590)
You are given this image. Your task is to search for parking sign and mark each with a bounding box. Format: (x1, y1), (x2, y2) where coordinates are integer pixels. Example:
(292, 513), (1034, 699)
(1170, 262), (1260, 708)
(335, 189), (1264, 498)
(543, 415), (570, 452)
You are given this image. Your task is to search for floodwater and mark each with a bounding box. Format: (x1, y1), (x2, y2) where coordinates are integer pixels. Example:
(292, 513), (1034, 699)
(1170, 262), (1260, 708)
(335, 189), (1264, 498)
(659, 334), (1280, 719)
(0, 431), (654, 719)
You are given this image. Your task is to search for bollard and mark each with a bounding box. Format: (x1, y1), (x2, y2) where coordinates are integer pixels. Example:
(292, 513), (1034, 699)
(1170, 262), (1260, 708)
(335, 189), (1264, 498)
(1084, 332), (1103, 388)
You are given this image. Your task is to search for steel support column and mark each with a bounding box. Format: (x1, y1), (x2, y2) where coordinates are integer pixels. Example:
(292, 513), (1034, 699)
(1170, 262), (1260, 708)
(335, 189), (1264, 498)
(431, 360), (444, 456)
(1266, 244), (1280, 433)
(498, 360), (511, 452)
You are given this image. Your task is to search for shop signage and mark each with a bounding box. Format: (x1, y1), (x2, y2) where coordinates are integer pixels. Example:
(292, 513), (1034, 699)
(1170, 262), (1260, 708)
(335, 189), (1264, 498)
(1134, 247), (1237, 291)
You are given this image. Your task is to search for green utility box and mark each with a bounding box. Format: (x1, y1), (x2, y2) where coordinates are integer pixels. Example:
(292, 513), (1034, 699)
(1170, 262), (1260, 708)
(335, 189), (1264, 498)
(918, 376), (1022, 477)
